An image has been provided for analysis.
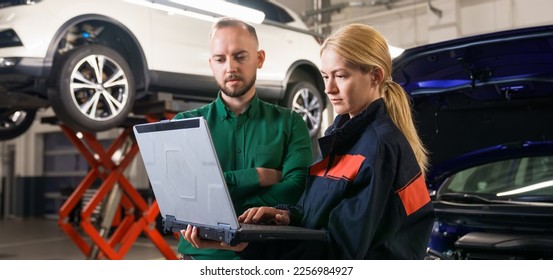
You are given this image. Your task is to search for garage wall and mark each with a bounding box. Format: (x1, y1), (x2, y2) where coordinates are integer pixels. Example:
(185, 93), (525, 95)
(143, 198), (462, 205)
(289, 0), (553, 48)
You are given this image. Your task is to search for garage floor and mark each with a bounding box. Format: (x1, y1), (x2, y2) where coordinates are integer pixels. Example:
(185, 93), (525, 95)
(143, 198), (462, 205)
(0, 218), (179, 260)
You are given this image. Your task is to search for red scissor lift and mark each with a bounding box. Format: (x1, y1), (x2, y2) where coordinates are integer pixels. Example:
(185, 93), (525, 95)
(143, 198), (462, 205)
(46, 97), (198, 259)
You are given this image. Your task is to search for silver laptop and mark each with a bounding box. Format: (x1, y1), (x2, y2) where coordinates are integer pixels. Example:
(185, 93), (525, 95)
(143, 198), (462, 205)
(133, 117), (326, 245)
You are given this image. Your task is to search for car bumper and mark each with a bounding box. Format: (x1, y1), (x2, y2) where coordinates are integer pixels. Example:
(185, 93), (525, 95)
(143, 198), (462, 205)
(0, 56), (49, 108)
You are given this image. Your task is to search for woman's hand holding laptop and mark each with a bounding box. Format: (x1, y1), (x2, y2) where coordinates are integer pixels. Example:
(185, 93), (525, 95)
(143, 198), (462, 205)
(181, 224), (249, 252)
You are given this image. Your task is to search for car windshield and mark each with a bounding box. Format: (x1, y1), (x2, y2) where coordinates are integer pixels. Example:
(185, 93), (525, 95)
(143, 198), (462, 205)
(438, 155), (553, 200)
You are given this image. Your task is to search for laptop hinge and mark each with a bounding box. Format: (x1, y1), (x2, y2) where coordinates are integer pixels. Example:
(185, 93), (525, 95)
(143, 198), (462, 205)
(217, 223), (238, 245)
(163, 215), (177, 233)
(217, 223), (231, 229)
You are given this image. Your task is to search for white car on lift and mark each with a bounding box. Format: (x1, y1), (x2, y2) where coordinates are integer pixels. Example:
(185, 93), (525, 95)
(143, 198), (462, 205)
(0, 0), (325, 140)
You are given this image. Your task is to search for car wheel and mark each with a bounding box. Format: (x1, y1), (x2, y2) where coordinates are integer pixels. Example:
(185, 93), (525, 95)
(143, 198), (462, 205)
(49, 45), (135, 132)
(284, 81), (324, 138)
(0, 109), (36, 141)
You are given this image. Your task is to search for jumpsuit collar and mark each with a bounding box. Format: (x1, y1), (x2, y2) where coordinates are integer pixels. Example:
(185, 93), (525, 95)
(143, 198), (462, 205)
(318, 98), (387, 157)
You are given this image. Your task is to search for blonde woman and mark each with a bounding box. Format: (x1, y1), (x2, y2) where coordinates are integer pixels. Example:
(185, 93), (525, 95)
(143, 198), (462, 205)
(183, 23), (435, 259)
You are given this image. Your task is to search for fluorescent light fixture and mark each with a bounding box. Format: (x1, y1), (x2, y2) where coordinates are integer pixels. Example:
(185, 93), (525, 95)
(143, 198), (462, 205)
(124, 0), (218, 22)
(496, 179), (553, 196)
(169, 0), (265, 24)
(389, 45), (404, 58)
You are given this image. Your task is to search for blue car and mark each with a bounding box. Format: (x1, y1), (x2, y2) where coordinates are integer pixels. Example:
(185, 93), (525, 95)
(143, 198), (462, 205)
(392, 25), (553, 260)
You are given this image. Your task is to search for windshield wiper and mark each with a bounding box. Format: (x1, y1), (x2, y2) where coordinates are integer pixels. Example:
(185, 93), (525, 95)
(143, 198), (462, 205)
(438, 193), (553, 206)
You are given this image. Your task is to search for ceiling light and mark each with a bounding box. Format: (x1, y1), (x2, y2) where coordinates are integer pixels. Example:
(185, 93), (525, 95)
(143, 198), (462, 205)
(125, 0), (265, 24)
(169, 0), (265, 24)
(125, 0), (218, 22)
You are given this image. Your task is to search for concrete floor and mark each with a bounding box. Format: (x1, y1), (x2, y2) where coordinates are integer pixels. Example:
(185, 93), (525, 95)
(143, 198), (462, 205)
(0, 218), (179, 260)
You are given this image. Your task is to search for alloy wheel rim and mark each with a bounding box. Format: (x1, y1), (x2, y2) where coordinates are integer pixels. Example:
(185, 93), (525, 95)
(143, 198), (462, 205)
(69, 54), (129, 121)
(292, 87), (322, 136)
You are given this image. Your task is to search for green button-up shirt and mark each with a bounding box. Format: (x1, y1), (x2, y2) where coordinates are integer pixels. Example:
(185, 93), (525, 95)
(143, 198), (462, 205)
(173, 93), (313, 259)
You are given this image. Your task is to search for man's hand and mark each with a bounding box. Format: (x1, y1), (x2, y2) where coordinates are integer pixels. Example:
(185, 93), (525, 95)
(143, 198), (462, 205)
(181, 225), (248, 252)
(238, 206), (290, 225)
(256, 167), (282, 187)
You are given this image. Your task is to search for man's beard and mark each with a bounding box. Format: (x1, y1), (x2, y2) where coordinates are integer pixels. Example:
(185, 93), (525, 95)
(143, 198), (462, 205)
(220, 73), (256, 98)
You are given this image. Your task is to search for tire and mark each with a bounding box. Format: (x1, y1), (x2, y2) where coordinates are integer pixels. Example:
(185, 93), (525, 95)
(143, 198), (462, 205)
(0, 109), (36, 141)
(284, 81), (324, 138)
(49, 45), (135, 132)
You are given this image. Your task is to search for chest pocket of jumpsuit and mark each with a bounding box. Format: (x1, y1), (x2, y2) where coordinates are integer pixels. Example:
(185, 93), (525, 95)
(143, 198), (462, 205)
(302, 154), (365, 227)
(301, 177), (347, 228)
(254, 144), (283, 169)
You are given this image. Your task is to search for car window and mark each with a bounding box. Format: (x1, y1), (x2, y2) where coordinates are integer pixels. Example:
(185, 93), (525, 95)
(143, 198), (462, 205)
(439, 155), (553, 197)
(235, 0), (294, 24)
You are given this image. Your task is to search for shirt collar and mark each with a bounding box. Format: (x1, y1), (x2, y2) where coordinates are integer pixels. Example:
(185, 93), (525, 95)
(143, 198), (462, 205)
(215, 91), (260, 120)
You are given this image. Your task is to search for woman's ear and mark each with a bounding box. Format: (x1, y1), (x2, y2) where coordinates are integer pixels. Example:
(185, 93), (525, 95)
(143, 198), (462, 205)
(372, 67), (385, 86)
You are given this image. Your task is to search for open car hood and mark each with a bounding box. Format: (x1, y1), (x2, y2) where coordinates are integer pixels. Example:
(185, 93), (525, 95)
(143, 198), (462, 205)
(392, 25), (553, 185)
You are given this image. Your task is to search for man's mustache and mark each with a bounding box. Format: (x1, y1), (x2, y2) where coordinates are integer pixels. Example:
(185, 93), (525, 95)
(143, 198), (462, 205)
(225, 74), (242, 82)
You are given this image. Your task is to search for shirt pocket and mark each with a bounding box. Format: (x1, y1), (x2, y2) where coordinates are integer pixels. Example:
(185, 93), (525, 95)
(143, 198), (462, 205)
(308, 178), (347, 205)
(254, 144), (283, 168)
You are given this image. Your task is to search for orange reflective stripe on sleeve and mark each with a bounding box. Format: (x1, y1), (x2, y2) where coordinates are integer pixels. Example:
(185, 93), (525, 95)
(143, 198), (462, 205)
(397, 174), (431, 216)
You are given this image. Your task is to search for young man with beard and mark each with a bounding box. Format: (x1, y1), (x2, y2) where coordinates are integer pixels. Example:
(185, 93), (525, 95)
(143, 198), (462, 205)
(171, 18), (313, 260)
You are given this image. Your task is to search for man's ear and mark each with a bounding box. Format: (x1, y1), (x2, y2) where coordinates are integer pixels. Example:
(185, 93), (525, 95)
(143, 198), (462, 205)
(257, 50), (266, 68)
(208, 57), (214, 71)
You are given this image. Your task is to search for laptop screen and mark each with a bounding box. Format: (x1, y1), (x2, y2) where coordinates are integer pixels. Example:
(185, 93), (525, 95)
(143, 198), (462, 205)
(133, 117), (239, 230)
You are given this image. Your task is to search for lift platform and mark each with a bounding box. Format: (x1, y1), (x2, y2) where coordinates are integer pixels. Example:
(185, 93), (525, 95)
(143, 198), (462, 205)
(42, 96), (204, 259)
